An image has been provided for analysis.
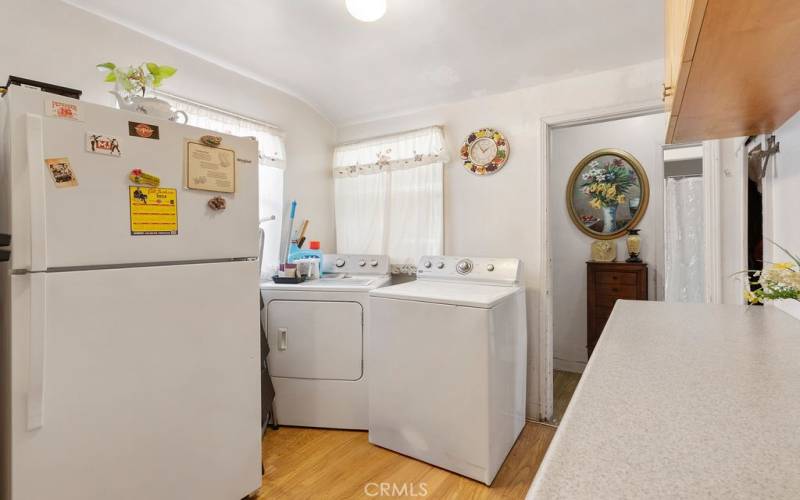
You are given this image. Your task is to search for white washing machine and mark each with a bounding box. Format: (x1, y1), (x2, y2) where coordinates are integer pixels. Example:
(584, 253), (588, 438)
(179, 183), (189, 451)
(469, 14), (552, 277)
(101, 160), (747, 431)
(260, 254), (391, 430)
(368, 256), (527, 485)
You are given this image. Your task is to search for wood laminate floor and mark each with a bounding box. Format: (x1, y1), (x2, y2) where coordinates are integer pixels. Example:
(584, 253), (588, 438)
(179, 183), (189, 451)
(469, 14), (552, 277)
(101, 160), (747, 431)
(552, 370), (582, 425)
(257, 422), (555, 499)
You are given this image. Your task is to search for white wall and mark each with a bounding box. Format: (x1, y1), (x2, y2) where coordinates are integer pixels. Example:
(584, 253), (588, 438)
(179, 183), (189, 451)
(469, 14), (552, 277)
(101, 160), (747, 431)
(0, 0), (336, 252)
(766, 112), (800, 320)
(337, 60), (665, 417)
(718, 138), (748, 306)
(550, 114), (666, 371)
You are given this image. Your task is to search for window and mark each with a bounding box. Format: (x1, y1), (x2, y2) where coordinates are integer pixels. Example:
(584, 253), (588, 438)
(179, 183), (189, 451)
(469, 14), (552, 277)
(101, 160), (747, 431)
(156, 91), (286, 277)
(333, 126), (447, 274)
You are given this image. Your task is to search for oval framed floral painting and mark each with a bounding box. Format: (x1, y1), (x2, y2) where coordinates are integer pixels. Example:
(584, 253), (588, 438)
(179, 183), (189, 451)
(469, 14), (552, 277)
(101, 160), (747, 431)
(566, 148), (649, 240)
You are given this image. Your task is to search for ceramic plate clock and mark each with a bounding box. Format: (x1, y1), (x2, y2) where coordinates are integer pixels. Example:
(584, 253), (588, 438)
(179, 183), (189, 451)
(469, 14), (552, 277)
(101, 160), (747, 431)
(460, 128), (509, 175)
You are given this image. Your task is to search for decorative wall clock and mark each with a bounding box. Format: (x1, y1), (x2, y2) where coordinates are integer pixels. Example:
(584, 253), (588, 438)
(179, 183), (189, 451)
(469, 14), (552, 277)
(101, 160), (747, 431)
(460, 128), (509, 175)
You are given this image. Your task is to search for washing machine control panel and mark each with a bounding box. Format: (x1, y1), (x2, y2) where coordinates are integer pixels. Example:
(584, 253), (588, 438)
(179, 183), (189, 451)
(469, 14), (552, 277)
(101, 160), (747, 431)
(321, 254), (390, 275)
(416, 256), (521, 284)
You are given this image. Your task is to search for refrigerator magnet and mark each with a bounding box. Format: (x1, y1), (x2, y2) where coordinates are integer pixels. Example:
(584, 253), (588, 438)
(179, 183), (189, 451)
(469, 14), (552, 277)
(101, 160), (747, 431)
(199, 135), (223, 147)
(207, 196), (226, 211)
(44, 157), (78, 188)
(129, 187), (178, 235)
(128, 121), (160, 140)
(129, 169), (160, 187)
(86, 133), (121, 157)
(44, 97), (82, 121)
(185, 140), (236, 193)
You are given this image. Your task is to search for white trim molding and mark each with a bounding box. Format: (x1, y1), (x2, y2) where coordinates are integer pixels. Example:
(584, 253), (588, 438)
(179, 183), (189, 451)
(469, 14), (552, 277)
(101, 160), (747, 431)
(538, 99), (663, 422)
(703, 140), (723, 304)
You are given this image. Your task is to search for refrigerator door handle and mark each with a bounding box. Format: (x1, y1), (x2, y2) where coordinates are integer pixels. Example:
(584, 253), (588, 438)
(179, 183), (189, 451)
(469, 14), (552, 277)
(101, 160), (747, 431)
(26, 113), (47, 272)
(27, 273), (47, 430)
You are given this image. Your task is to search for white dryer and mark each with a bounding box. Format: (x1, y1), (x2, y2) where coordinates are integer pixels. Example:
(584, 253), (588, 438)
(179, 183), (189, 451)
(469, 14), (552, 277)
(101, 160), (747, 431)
(368, 256), (527, 485)
(261, 254), (391, 430)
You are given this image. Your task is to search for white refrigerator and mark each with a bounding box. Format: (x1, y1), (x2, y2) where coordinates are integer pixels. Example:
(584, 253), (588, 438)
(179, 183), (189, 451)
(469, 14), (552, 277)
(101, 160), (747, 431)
(0, 86), (262, 500)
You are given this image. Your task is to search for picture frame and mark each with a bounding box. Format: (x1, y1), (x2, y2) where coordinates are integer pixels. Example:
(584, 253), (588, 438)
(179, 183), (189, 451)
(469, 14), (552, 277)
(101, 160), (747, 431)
(566, 148), (649, 240)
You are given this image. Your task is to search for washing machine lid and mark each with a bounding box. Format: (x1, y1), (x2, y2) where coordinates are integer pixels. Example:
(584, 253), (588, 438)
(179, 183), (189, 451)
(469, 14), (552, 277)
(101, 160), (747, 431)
(261, 274), (391, 292)
(369, 280), (520, 308)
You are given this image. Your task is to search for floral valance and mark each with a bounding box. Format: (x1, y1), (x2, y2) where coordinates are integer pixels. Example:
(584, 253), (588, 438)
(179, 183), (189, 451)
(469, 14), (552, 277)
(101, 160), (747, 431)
(333, 126), (449, 177)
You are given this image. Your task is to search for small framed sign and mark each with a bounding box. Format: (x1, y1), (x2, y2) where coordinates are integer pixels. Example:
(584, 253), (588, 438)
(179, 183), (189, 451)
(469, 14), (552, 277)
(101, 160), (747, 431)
(185, 140), (236, 193)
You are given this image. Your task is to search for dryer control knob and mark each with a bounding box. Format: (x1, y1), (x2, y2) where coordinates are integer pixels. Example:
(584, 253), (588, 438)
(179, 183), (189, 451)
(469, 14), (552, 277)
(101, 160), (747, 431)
(487, 264), (495, 272)
(370, 260), (379, 267)
(436, 261), (445, 269)
(456, 259), (473, 275)
(424, 261), (432, 268)
(358, 259), (366, 267)
(335, 258), (346, 268)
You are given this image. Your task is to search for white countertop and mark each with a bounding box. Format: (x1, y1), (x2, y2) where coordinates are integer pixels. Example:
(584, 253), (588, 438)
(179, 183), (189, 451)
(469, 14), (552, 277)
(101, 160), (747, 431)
(528, 301), (800, 500)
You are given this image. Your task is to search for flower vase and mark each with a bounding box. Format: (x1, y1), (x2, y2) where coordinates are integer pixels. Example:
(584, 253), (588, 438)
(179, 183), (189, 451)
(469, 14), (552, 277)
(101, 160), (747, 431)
(602, 204), (618, 233)
(626, 228), (642, 262)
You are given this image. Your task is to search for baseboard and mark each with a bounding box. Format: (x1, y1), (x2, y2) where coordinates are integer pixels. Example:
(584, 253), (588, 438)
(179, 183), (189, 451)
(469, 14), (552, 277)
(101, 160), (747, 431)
(553, 358), (586, 373)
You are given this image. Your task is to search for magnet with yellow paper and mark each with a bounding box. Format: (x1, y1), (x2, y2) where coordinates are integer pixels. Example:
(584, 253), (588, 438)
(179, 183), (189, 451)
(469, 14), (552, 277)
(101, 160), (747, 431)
(45, 157), (78, 187)
(129, 186), (177, 235)
(129, 168), (160, 186)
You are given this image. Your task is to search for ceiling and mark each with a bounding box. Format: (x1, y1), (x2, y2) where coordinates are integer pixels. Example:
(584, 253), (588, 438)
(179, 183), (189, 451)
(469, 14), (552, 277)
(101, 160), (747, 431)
(64, 0), (663, 125)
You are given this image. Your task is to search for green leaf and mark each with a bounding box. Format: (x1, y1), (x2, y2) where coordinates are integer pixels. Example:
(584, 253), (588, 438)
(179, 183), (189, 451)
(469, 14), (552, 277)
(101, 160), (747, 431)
(145, 62), (160, 76)
(96, 62), (116, 71)
(104, 72), (117, 82)
(158, 66), (177, 78)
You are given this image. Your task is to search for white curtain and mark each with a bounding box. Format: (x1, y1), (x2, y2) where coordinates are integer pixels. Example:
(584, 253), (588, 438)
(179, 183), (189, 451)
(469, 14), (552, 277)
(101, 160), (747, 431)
(155, 91), (286, 164)
(665, 177), (705, 303)
(333, 126), (447, 274)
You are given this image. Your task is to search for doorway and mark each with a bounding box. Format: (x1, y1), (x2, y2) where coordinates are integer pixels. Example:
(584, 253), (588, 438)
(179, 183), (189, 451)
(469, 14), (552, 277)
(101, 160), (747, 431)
(662, 144), (705, 303)
(546, 111), (666, 423)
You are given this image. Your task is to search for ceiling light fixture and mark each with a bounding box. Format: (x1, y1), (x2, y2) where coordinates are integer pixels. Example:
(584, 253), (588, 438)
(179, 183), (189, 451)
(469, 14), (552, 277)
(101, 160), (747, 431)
(346, 0), (386, 22)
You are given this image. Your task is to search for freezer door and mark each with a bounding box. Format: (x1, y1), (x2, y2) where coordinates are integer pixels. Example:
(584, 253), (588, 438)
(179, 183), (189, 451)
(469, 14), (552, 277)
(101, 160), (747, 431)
(5, 87), (259, 271)
(8, 261), (262, 500)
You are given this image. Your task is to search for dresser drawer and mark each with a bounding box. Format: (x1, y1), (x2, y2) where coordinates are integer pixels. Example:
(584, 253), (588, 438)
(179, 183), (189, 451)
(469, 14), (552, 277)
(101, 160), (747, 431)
(587, 262), (648, 358)
(595, 305), (614, 324)
(596, 283), (638, 298)
(595, 295), (628, 309)
(596, 271), (638, 285)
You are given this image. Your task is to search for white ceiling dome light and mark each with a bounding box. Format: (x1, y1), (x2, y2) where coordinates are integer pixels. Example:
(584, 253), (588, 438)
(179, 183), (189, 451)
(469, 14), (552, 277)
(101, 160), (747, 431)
(346, 0), (386, 22)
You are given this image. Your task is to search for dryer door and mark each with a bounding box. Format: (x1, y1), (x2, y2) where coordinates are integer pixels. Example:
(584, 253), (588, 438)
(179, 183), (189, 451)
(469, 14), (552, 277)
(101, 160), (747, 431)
(266, 300), (363, 381)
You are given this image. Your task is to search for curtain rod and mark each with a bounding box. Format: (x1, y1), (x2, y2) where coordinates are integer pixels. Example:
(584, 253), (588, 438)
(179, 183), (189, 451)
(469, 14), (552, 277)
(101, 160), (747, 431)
(336, 124), (445, 147)
(154, 89), (283, 132)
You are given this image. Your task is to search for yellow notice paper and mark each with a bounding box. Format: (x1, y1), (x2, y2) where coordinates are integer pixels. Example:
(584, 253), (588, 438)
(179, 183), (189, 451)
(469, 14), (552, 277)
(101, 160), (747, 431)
(129, 187), (178, 235)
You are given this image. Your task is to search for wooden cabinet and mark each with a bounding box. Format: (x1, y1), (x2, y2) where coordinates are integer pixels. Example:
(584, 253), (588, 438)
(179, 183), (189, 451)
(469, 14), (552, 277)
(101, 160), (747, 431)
(663, 0), (694, 112)
(586, 262), (647, 357)
(664, 0), (800, 144)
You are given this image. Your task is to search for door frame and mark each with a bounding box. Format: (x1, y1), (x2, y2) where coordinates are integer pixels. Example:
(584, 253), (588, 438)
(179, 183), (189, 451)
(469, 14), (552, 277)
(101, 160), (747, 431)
(537, 100), (663, 421)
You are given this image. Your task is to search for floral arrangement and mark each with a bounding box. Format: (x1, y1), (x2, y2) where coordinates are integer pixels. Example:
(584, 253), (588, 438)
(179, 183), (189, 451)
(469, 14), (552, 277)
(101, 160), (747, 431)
(742, 241), (800, 304)
(96, 62), (177, 98)
(580, 158), (634, 209)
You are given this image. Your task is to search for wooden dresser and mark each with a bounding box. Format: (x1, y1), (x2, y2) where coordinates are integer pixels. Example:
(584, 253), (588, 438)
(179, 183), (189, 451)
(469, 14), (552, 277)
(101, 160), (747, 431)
(586, 262), (648, 357)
